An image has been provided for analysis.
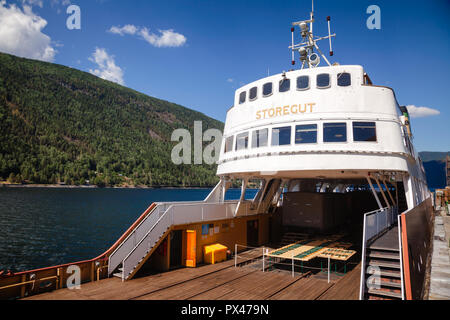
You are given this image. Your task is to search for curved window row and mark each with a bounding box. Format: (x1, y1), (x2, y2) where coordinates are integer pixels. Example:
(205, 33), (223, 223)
(238, 72), (352, 104)
(223, 121), (376, 153)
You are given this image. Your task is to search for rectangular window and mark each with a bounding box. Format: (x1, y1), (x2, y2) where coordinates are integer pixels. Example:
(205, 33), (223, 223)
(224, 135), (234, 153)
(279, 79), (290, 92)
(271, 126), (291, 146)
(239, 91), (246, 104)
(295, 124), (317, 144)
(235, 132), (249, 150)
(337, 73), (351, 87)
(249, 87), (257, 100)
(263, 82), (273, 97)
(297, 76), (309, 90)
(353, 122), (376, 142)
(323, 123), (347, 142)
(317, 73), (330, 88)
(251, 128), (268, 148)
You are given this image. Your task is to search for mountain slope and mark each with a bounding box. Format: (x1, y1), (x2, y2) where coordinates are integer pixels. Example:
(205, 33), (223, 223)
(419, 151), (449, 189)
(0, 52), (223, 187)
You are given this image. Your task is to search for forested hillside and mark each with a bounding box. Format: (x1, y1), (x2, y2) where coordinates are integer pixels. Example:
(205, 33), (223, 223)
(0, 52), (223, 187)
(419, 152), (449, 189)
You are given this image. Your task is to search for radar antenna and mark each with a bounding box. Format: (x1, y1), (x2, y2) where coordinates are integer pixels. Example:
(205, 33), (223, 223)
(289, 0), (336, 69)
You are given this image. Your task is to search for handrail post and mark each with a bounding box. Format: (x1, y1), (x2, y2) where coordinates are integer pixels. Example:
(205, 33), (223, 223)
(292, 253), (294, 278)
(262, 247), (265, 272)
(360, 213), (367, 300)
(234, 244), (237, 268)
(328, 256), (330, 284)
(121, 260), (125, 282)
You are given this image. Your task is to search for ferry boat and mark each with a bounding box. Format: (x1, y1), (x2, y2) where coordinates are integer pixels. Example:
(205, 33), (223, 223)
(0, 3), (434, 301)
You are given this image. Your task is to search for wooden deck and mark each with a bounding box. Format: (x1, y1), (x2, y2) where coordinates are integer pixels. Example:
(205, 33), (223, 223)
(23, 248), (361, 300)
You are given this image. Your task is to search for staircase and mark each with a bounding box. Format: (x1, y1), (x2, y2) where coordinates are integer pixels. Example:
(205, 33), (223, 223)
(108, 200), (243, 281)
(111, 224), (171, 280)
(113, 266), (124, 279)
(365, 245), (402, 299)
(111, 215), (172, 281)
(362, 226), (403, 300)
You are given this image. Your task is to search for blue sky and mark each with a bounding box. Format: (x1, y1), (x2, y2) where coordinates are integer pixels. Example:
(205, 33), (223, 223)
(0, 0), (449, 152)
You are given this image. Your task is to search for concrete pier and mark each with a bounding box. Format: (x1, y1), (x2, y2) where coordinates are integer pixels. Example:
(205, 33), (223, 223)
(428, 210), (450, 300)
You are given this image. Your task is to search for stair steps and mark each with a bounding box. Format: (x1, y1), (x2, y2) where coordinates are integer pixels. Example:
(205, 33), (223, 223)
(368, 260), (400, 269)
(368, 288), (402, 299)
(363, 234), (403, 300)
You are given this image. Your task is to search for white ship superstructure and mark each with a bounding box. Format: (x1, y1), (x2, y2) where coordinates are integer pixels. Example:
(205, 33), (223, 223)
(216, 64), (429, 209)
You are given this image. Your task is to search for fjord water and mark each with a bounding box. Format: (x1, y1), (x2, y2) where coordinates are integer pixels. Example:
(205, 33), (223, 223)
(0, 187), (256, 272)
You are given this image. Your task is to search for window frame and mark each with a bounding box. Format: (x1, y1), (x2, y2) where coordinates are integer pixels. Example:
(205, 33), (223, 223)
(316, 73), (331, 89)
(352, 121), (377, 142)
(271, 126), (292, 146)
(295, 124), (318, 144)
(251, 128), (269, 149)
(323, 122), (347, 143)
(224, 135), (234, 153)
(296, 75), (310, 91)
(337, 72), (351, 87)
(235, 132), (249, 151)
(262, 82), (273, 97)
(249, 86), (258, 101)
(279, 78), (291, 93)
(239, 91), (246, 104)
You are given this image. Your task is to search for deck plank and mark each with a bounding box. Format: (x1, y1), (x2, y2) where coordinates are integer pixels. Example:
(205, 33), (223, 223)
(317, 263), (361, 300)
(268, 277), (334, 300)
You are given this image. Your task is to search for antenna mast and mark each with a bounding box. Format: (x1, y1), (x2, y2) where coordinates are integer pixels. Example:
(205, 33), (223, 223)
(289, 0), (336, 69)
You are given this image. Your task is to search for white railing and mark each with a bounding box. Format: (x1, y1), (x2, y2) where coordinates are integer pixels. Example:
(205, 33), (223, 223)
(121, 200), (252, 280)
(359, 206), (397, 300)
(108, 200), (205, 275)
(397, 215), (405, 300)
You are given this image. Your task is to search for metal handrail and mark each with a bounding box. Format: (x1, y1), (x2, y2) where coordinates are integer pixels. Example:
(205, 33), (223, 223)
(121, 200), (247, 280)
(397, 215), (405, 300)
(108, 200), (205, 275)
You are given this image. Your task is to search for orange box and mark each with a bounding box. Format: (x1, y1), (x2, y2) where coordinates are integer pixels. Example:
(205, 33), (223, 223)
(203, 243), (228, 264)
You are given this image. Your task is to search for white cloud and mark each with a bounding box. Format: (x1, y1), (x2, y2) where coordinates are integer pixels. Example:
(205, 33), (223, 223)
(88, 48), (124, 85)
(406, 105), (440, 118)
(226, 78), (234, 83)
(22, 0), (43, 7)
(0, 2), (56, 62)
(109, 24), (138, 36)
(139, 28), (186, 47)
(109, 24), (187, 48)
